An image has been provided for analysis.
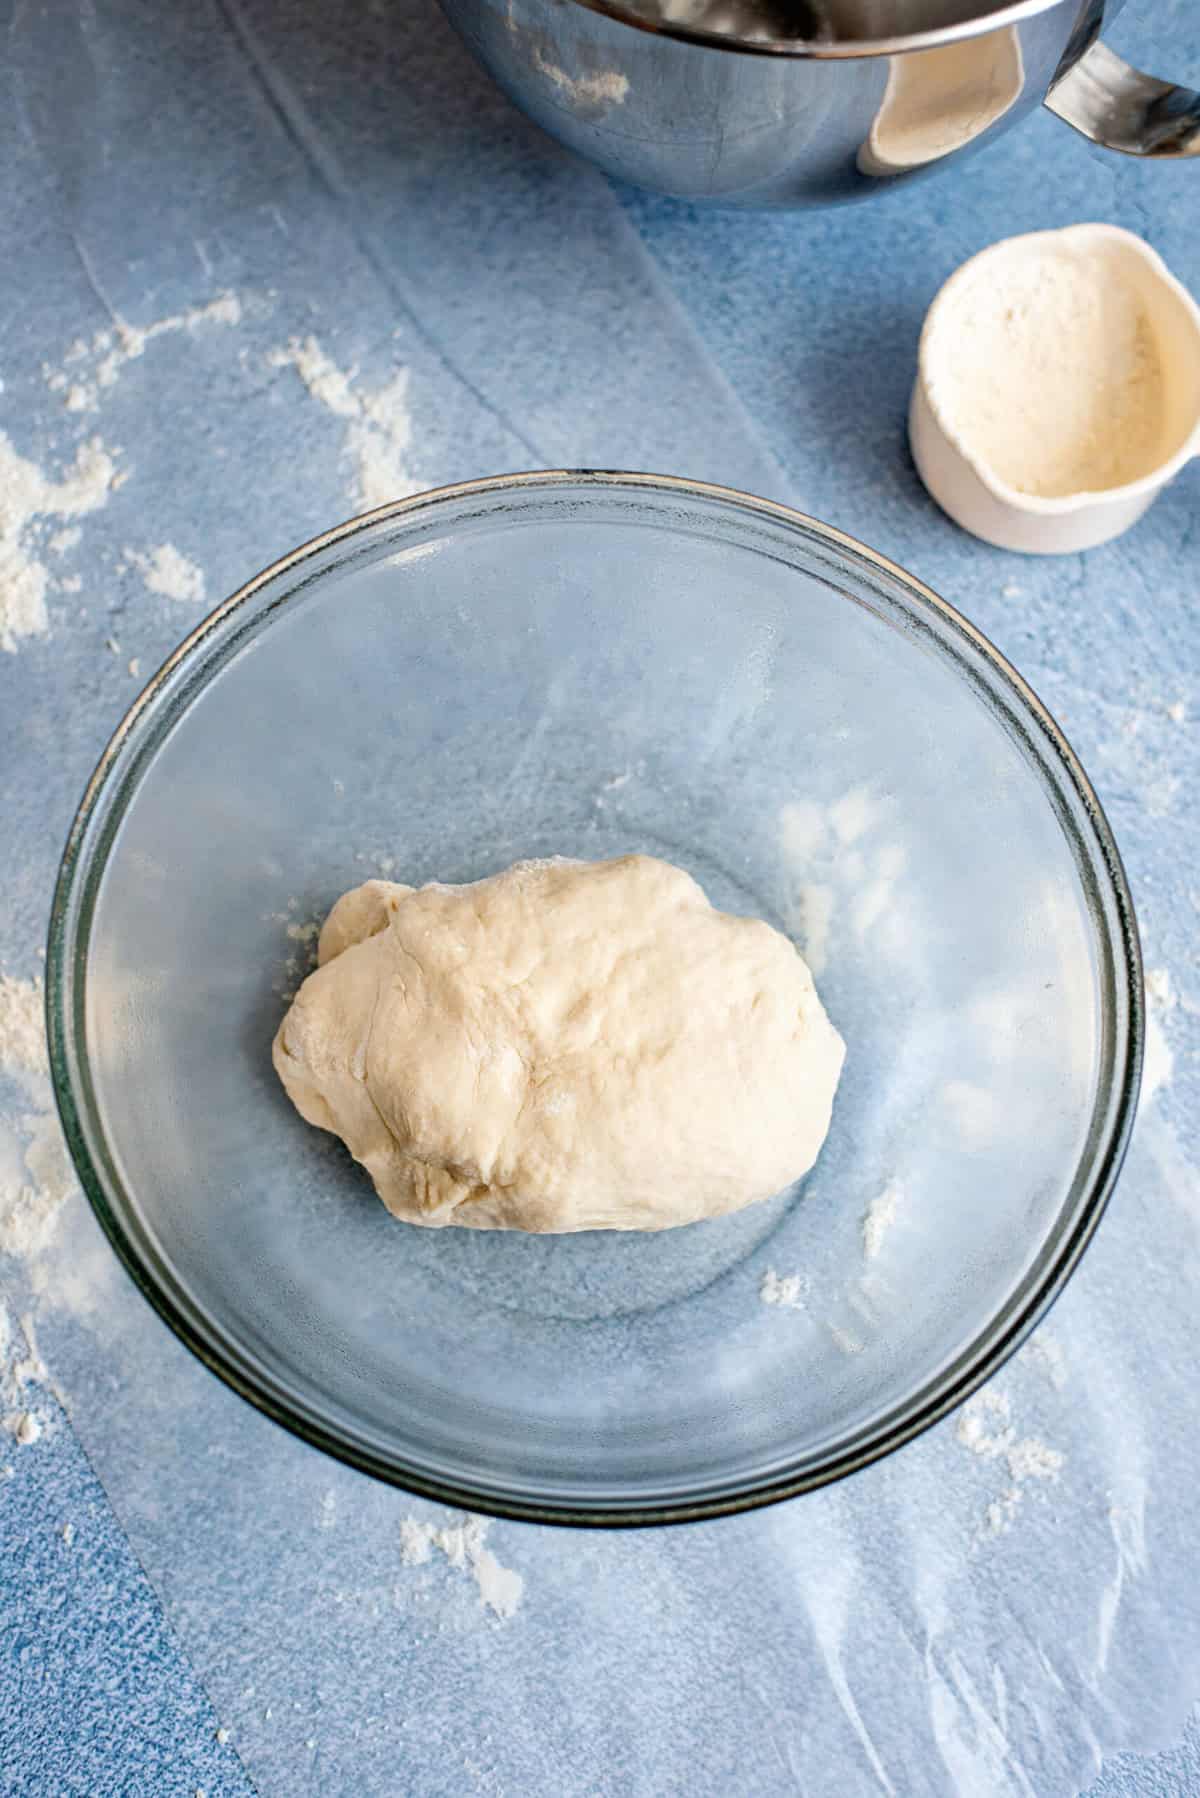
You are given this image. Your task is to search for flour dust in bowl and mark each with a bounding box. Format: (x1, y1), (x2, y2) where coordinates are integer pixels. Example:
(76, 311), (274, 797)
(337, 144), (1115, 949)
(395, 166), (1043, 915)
(48, 472), (1140, 1524)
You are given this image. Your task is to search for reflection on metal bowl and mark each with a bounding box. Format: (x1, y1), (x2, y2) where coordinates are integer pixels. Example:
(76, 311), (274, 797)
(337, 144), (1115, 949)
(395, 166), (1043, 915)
(437, 0), (1199, 208)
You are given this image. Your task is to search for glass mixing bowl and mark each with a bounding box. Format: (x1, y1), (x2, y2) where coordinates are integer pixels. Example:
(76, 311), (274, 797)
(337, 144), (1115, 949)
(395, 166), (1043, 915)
(48, 472), (1141, 1525)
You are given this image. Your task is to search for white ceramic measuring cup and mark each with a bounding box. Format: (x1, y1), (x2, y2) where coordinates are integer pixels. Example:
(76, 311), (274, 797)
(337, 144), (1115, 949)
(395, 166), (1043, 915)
(910, 224), (1200, 554)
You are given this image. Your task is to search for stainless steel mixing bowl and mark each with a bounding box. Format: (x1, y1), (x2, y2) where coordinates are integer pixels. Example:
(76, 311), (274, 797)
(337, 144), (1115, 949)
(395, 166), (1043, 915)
(438, 0), (1198, 207)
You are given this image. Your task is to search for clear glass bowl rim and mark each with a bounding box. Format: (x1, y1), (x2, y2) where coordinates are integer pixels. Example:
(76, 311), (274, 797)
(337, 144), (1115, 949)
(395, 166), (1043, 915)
(46, 469), (1144, 1528)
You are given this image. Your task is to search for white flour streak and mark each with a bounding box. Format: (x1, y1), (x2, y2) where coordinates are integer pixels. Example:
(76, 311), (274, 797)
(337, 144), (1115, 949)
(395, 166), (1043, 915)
(0, 1308), (51, 1448)
(957, 1388), (1065, 1535)
(787, 884), (834, 977)
(0, 976), (49, 1075)
(399, 1514), (523, 1620)
(829, 785), (876, 846)
(1141, 966), (1177, 1106)
(777, 788), (910, 974)
(1144, 967), (1174, 1010)
(851, 843), (908, 942)
(14, 291), (242, 648)
(0, 435), (119, 652)
(1142, 1013), (1173, 1104)
(125, 543), (206, 604)
(760, 1267), (807, 1310)
(985, 1488), (1021, 1536)
(268, 335), (420, 511)
(1006, 1438), (1065, 1482)
(269, 335), (358, 418)
(957, 1389), (1013, 1459)
(1021, 1332), (1067, 1389)
(0, 977), (78, 1268)
(47, 293), (243, 411)
(862, 1180), (901, 1259)
(778, 800), (826, 865)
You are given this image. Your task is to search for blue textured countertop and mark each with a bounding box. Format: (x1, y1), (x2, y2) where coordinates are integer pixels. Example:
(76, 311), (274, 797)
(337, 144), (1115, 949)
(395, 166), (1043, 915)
(1, 2), (1198, 1793)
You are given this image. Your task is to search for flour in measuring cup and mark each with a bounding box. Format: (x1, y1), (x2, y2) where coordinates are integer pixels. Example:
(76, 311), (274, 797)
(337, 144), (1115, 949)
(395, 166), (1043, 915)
(925, 241), (1168, 498)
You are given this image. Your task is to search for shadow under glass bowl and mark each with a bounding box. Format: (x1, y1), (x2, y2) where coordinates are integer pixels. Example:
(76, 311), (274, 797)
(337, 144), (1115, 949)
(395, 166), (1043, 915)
(47, 471), (1142, 1526)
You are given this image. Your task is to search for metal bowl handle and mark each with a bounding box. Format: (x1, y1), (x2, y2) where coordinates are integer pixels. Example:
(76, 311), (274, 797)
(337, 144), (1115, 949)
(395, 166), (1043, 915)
(1045, 39), (1199, 157)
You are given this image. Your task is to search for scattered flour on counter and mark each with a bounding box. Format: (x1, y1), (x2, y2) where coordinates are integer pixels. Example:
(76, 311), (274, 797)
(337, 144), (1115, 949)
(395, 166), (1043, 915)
(269, 335), (358, 418)
(1165, 700), (1186, 724)
(0, 434), (119, 652)
(0, 977), (79, 1267)
(1142, 969), (1176, 1105)
(1007, 1437), (1065, 1482)
(11, 291), (242, 649)
(4, 1410), (41, 1446)
(61, 1521), (75, 1547)
(399, 1514), (523, 1620)
(0, 976), (49, 1076)
(1, 1111), (78, 1262)
(985, 1487), (1021, 1536)
(268, 335), (420, 511)
(862, 1180), (902, 1260)
(957, 1387), (1065, 1535)
(760, 1267), (807, 1310)
(1022, 1331), (1067, 1390)
(0, 1307), (51, 1448)
(1142, 1017), (1173, 1103)
(44, 292), (243, 412)
(124, 543), (206, 604)
(957, 1389), (1014, 1459)
(1145, 967), (1175, 1011)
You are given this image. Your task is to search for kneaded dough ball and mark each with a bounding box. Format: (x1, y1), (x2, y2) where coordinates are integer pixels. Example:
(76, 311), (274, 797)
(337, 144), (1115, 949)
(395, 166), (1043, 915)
(273, 855), (845, 1233)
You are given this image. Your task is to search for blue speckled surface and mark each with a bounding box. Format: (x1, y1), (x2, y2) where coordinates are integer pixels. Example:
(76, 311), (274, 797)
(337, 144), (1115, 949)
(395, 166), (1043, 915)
(1, 1), (1198, 1792)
